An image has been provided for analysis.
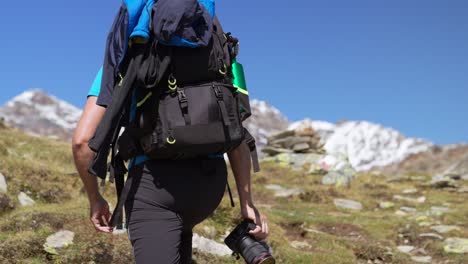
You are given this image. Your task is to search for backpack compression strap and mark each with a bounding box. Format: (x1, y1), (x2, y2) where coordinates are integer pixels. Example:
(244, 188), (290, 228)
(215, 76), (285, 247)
(244, 128), (260, 173)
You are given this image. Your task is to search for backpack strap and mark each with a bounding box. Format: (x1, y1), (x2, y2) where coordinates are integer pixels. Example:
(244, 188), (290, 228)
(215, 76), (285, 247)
(244, 128), (260, 173)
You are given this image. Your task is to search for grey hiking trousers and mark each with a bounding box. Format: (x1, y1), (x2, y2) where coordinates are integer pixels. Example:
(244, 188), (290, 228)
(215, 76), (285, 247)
(124, 158), (227, 264)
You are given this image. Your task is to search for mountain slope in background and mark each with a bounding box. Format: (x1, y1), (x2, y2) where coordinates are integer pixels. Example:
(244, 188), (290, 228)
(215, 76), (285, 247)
(0, 89), (81, 141)
(1, 89), (465, 174)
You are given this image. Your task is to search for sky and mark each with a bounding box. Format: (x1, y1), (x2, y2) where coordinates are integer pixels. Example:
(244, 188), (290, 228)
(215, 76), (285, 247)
(0, 0), (467, 145)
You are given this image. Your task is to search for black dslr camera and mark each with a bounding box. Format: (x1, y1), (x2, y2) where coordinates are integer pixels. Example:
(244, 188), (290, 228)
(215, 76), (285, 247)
(224, 219), (275, 264)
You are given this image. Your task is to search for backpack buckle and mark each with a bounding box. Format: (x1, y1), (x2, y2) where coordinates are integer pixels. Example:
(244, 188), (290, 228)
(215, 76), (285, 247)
(177, 88), (188, 109)
(213, 85), (223, 99)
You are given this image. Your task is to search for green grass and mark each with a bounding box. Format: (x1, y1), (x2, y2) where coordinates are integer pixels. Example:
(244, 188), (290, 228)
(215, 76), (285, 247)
(0, 125), (467, 263)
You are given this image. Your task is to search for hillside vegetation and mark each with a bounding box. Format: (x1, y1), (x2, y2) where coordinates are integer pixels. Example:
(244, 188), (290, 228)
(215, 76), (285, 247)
(0, 124), (467, 263)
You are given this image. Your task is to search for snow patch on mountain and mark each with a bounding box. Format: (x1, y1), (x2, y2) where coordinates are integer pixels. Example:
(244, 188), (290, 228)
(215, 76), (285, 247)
(325, 121), (432, 171)
(0, 89), (82, 140)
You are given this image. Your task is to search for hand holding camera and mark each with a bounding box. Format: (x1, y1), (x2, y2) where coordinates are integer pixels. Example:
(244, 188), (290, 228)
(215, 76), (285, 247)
(225, 219), (275, 264)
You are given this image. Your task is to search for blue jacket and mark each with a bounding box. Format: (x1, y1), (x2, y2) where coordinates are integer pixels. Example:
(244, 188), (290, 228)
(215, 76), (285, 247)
(94, 0), (215, 107)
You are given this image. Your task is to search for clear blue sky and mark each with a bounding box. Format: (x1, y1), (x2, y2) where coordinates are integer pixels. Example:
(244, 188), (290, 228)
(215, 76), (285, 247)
(0, 0), (467, 144)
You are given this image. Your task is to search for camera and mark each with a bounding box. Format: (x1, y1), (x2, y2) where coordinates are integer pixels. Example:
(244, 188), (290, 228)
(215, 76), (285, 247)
(224, 219), (275, 264)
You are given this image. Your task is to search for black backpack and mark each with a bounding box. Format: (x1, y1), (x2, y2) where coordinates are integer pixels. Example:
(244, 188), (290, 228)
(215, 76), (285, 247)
(90, 16), (259, 228)
(117, 17), (249, 161)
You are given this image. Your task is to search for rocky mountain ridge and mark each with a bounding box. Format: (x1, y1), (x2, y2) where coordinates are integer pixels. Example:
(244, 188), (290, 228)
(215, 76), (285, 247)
(0, 89), (465, 174)
(0, 89), (82, 141)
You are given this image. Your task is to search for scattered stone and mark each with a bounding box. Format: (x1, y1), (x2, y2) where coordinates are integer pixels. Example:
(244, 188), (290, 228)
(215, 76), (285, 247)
(429, 206), (450, 216)
(418, 222), (434, 227)
(322, 171), (353, 187)
(261, 147), (292, 156)
(427, 177), (457, 188)
(18, 192), (35, 206)
(0, 173), (7, 193)
(396, 245), (414, 254)
(333, 198), (363, 211)
(393, 195), (426, 204)
(394, 210), (407, 216)
(290, 240), (312, 250)
(457, 188), (468, 193)
(192, 233), (232, 256)
(400, 207), (417, 213)
(445, 173), (461, 180)
(461, 174), (468, 181)
(402, 188), (418, 194)
(411, 256), (432, 263)
(0, 193), (15, 213)
(379, 201), (395, 209)
(265, 184), (305, 198)
(410, 176), (427, 182)
(419, 233), (444, 240)
(202, 226), (217, 239)
(430, 225), (460, 234)
(443, 237), (468, 254)
(43, 230), (75, 255)
(292, 142), (310, 153)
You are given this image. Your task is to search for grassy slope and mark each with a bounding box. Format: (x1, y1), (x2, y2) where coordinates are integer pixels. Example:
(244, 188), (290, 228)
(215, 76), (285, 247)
(0, 125), (466, 263)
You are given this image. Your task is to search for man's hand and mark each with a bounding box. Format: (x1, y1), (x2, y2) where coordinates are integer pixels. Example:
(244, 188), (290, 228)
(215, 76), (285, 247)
(242, 204), (269, 241)
(90, 196), (113, 233)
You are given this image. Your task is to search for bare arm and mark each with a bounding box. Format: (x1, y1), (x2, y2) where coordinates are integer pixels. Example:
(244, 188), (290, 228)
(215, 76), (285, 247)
(228, 142), (268, 240)
(72, 96), (112, 233)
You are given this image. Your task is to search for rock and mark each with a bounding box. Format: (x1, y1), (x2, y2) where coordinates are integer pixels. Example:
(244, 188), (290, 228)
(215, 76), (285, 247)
(461, 174), (468, 181)
(393, 195), (426, 204)
(0, 194), (15, 213)
(445, 173), (461, 180)
(430, 225), (460, 234)
(18, 192), (35, 206)
(396, 245), (414, 254)
(267, 130), (295, 142)
(427, 177), (457, 188)
(43, 230), (75, 255)
(202, 226), (217, 239)
(409, 176), (427, 182)
(0, 173), (7, 193)
(402, 188), (418, 194)
(418, 222), (434, 227)
(394, 210), (407, 216)
(322, 171), (353, 187)
(443, 237), (468, 254)
(400, 207), (417, 213)
(379, 201), (395, 209)
(192, 233), (232, 256)
(457, 188), (468, 193)
(333, 198), (363, 211)
(292, 142), (310, 153)
(290, 240), (312, 250)
(265, 184), (305, 198)
(419, 233), (444, 240)
(429, 206), (450, 216)
(411, 256), (432, 263)
(261, 146), (292, 156)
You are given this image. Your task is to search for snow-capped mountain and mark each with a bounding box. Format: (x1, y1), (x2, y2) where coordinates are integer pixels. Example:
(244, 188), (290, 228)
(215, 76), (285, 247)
(0, 89), (82, 141)
(289, 119), (433, 171)
(0, 89), (449, 173)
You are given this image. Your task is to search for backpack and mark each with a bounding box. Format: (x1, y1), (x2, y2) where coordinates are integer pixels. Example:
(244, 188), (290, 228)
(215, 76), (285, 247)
(89, 10), (259, 228)
(116, 17), (251, 161)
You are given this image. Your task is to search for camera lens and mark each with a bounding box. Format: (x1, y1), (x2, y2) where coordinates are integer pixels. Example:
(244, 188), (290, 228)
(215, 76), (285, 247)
(238, 236), (276, 264)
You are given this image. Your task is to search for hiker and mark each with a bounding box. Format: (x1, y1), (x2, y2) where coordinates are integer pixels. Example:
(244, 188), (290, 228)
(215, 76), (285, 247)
(75, 1), (269, 263)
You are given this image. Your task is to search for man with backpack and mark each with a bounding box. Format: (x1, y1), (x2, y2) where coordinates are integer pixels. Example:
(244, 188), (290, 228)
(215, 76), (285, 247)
(73, 0), (269, 263)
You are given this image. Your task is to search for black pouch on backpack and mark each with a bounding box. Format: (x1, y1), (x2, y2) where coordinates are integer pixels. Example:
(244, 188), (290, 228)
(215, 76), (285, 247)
(138, 81), (244, 160)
